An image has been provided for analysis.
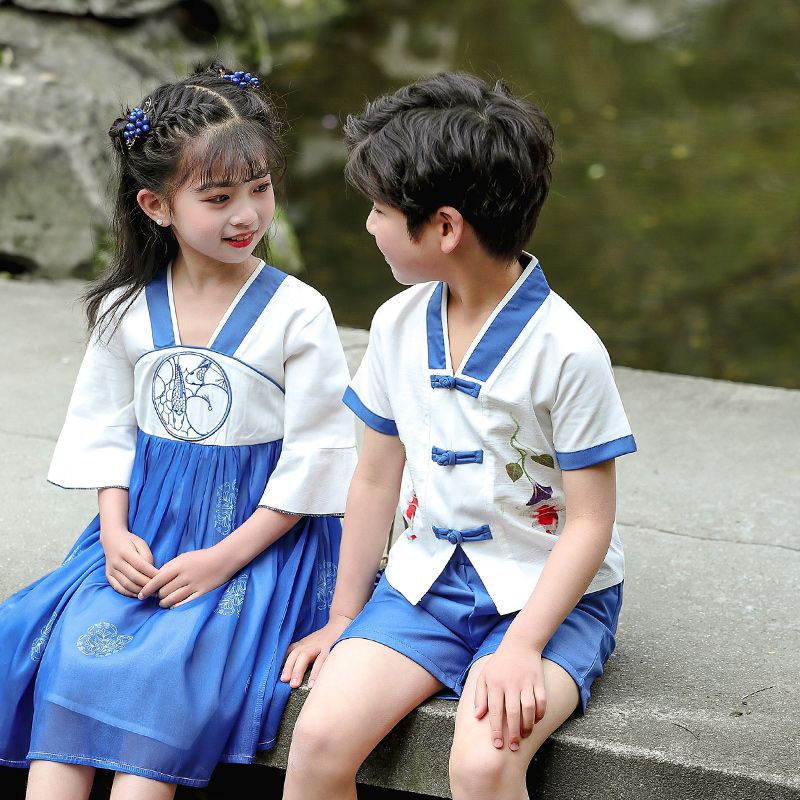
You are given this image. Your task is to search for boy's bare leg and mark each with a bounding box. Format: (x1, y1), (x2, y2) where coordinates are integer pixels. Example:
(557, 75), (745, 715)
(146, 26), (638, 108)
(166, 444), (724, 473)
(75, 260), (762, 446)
(110, 773), (177, 800)
(26, 761), (95, 800)
(449, 656), (580, 800)
(284, 638), (444, 800)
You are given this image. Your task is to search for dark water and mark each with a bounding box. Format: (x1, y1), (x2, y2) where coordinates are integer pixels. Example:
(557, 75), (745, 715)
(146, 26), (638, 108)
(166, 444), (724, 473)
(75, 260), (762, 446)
(266, 0), (800, 389)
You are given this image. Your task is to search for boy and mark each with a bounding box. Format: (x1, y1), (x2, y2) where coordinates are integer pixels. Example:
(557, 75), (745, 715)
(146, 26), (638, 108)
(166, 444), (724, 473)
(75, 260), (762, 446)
(281, 73), (636, 799)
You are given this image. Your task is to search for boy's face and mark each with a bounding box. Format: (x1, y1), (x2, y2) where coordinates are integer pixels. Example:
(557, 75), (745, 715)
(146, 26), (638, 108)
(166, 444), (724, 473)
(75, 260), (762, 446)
(365, 201), (440, 286)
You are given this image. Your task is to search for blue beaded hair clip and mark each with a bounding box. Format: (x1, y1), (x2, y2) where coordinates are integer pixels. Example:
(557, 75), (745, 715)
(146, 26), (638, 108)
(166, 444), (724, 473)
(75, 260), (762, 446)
(122, 99), (152, 149)
(221, 70), (260, 89)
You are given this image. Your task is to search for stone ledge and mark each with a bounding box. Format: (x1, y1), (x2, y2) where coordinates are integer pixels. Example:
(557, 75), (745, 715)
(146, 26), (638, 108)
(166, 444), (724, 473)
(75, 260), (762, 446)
(257, 686), (800, 800)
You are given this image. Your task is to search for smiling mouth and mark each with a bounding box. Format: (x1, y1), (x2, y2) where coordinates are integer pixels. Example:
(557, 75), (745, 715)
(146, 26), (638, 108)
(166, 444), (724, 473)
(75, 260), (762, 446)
(224, 231), (257, 248)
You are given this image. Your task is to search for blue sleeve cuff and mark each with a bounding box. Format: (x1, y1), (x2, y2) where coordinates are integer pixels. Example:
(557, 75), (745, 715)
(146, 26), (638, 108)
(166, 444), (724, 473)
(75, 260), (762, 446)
(342, 387), (399, 436)
(556, 434), (637, 470)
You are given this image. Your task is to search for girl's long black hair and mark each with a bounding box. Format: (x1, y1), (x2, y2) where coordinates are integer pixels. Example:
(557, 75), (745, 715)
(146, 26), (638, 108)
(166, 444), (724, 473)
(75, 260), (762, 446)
(85, 61), (286, 336)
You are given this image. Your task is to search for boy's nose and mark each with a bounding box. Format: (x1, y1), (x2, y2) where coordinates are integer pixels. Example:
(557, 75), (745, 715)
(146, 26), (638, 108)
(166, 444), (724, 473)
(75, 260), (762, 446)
(365, 209), (376, 235)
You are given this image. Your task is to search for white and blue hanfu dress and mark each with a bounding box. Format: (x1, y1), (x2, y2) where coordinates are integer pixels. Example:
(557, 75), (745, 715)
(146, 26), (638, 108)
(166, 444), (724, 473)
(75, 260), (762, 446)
(0, 262), (357, 787)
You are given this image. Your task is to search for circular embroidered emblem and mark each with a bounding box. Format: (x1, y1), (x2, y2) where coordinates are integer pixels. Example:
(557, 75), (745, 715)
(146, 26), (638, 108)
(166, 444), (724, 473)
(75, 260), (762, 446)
(152, 351), (232, 441)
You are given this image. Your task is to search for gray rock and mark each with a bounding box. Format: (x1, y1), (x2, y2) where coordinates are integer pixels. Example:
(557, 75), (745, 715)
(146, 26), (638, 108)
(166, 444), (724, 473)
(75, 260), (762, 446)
(0, 8), (226, 278)
(10, 0), (179, 19)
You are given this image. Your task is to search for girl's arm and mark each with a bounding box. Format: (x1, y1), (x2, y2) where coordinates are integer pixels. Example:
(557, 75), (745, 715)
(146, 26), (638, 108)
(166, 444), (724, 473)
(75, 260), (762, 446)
(474, 459), (617, 750)
(98, 487), (158, 597)
(136, 508), (302, 607)
(280, 425), (406, 688)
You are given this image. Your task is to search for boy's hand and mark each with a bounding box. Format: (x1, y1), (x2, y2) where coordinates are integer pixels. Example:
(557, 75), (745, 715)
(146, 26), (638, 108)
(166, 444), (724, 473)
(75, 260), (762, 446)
(100, 528), (159, 598)
(280, 613), (354, 689)
(474, 636), (546, 751)
(138, 548), (232, 608)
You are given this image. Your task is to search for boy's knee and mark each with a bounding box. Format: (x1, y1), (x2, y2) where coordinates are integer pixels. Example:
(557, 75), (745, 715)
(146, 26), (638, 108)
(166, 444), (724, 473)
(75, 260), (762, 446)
(449, 743), (521, 797)
(287, 705), (358, 778)
(289, 708), (336, 760)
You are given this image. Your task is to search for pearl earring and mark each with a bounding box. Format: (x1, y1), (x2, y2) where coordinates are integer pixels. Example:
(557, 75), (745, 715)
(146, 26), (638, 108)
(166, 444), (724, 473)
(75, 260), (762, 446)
(156, 218), (163, 226)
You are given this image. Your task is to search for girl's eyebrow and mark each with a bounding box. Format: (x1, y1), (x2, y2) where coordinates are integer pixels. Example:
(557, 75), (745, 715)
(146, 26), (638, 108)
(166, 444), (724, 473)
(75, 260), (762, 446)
(193, 171), (271, 192)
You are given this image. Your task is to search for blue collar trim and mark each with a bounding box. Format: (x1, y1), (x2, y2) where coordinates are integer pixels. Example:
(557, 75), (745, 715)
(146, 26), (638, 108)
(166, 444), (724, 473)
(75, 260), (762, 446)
(145, 270), (175, 348)
(426, 282), (447, 370)
(211, 264), (288, 356)
(461, 263), (550, 381)
(425, 258), (550, 382)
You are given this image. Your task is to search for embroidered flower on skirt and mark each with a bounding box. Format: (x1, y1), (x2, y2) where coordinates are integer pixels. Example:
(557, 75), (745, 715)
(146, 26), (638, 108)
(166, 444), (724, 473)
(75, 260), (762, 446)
(30, 610), (59, 662)
(316, 561), (337, 611)
(77, 622), (133, 658)
(215, 574), (248, 617)
(215, 480), (238, 537)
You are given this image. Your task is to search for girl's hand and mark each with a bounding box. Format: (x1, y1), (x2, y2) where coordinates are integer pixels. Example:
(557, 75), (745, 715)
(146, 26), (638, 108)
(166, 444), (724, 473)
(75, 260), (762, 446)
(280, 613), (354, 689)
(100, 528), (159, 598)
(474, 636), (547, 751)
(138, 548), (233, 608)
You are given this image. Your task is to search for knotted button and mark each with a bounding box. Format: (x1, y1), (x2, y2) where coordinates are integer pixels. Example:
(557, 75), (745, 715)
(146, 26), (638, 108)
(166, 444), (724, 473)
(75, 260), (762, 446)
(430, 374), (481, 397)
(431, 449), (457, 466)
(433, 524), (493, 543)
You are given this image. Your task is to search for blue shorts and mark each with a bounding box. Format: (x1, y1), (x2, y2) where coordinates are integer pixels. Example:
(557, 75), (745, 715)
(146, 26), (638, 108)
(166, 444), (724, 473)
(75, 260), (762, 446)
(335, 549), (622, 712)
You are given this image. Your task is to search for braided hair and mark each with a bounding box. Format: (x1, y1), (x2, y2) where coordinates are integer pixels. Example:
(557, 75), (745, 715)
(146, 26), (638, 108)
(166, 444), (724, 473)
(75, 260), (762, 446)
(85, 62), (286, 335)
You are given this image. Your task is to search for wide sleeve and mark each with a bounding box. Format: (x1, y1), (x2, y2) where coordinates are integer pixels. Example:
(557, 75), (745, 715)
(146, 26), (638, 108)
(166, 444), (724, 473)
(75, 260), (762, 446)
(342, 311), (398, 435)
(550, 336), (637, 471)
(258, 300), (358, 516)
(48, 315), (137, 489)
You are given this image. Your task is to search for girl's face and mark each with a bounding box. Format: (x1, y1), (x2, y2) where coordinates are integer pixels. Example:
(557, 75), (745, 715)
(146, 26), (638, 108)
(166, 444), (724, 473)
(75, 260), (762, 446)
(167, 172), (275, 268)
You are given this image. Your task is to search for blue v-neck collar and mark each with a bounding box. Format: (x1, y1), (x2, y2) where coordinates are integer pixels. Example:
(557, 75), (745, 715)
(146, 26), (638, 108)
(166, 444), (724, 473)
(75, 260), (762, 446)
(425, 254), (551, 382)
(145, 261), (287, 356)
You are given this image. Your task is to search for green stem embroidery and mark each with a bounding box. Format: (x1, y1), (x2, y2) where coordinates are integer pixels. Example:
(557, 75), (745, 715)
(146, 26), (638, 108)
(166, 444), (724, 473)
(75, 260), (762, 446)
(507, 415), (555, 484)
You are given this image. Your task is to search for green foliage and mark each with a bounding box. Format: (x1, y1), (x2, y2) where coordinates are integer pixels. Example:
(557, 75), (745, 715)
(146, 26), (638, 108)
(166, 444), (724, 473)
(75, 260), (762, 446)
(226, 0), (800, 388)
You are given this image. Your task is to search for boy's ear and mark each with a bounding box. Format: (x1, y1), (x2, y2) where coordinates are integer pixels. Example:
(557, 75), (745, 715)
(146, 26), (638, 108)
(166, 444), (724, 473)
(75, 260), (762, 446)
(137, 189), (170, 225)
(435, 206), (465, 254)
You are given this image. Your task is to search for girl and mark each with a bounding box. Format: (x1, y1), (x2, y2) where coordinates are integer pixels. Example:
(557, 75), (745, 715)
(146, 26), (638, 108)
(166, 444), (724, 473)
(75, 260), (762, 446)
(0, 63), (357, 798)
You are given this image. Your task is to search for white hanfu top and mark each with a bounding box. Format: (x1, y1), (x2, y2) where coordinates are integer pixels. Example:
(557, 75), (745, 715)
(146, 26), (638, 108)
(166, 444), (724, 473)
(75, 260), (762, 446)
(344, 254), (636, 614)
(49, 261), (357, 516)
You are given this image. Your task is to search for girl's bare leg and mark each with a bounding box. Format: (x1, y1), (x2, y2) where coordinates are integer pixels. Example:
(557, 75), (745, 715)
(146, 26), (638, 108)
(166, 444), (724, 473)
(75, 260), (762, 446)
(449, 656), (580, 800)
(284, 638), (443, 800)
(26, 761), (95, 800)
(110, 772), (177, 800)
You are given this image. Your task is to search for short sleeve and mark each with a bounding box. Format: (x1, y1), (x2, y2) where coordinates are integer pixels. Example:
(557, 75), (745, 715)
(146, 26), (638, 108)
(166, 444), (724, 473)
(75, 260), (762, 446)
(258, 301), (358, 515)
(343, 312), (398, 436)
(48, 315), (137, 489)
(551, 337), (636, 470)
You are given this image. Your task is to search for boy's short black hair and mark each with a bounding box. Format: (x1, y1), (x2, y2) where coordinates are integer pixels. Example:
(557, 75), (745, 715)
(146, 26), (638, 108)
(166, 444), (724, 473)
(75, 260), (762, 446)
(344, 72), (555, 262)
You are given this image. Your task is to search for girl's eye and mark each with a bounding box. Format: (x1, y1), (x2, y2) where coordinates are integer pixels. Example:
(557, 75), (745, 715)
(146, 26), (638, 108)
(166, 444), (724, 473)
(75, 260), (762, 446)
(254, 181), (272, 194)
(371, 205), (383, 215)
(207, 194), (229, 204)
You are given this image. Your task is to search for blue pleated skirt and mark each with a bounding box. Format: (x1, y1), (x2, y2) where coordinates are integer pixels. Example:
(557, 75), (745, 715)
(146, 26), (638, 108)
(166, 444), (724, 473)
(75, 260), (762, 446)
(0, 430), (340, 787)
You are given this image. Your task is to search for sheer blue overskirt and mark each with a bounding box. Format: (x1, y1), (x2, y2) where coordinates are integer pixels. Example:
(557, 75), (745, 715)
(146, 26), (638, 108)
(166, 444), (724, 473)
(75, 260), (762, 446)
(0, 430), (340, 786)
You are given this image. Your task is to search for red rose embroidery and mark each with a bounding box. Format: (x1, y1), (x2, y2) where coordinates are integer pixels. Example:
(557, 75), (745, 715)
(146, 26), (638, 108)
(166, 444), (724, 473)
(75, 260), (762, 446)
(405, 493), (418, 521)
(532, 503), (559, 535)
